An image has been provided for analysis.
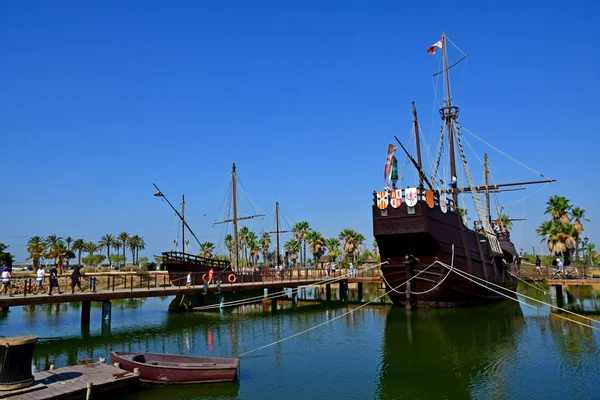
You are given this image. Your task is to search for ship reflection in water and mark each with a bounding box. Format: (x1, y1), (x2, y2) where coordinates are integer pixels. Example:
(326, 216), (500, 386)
(377, 302), (525, 399)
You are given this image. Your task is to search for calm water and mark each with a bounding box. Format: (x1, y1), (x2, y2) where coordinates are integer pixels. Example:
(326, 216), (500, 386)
(1, 284), (600, 399)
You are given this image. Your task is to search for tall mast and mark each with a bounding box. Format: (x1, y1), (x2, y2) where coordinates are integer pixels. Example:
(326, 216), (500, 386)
(275, 202), (281, 266)
(412, 101), (423, 187)
(440, 31), (459, 207)
(484, 153), (491, 223)
(181, 194), (185, 253)
(232, 163), (239, 270)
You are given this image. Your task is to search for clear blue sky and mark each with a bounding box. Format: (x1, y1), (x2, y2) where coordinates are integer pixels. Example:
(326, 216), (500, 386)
(1, 1), (598, 262)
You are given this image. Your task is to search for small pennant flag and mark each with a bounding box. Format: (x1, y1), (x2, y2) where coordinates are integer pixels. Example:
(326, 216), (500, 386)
(153, 191), (163, 197)
(427, 38), (443, 54)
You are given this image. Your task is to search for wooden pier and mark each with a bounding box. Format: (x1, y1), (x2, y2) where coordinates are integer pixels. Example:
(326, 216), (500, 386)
(0, 362), (138, 400)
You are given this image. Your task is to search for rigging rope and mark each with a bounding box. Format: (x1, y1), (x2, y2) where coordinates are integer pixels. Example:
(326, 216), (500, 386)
(237, 261), (444, 358)
(435, 261), (600, 329)
(461, 127), (546, 178)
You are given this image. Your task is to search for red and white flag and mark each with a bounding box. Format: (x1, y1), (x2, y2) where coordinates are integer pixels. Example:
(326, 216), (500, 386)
(427, 38), (443, 54)
(383, 144), (398, 187)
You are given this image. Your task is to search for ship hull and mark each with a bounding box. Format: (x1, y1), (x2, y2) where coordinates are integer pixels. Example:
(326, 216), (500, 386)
(373, 199), (518, 308)
(162, 252), (234, 286)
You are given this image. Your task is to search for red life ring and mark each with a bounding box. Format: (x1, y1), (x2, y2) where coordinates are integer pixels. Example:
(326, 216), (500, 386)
(202, 274), (209, 283)
(228, 274), (237, 283)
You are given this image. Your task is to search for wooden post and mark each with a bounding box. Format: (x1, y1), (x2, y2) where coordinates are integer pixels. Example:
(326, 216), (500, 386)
(81, 300), (91, 326)
(358, 282), (363, 302)
(102, 301), (112, 321)
(326, 283), (331, 301)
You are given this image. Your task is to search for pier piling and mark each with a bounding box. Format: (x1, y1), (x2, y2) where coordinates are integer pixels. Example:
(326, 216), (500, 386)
(101, 301), (112, 321)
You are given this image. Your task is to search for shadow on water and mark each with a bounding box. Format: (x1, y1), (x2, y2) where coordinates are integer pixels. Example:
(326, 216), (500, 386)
(376, 301), (525, 399)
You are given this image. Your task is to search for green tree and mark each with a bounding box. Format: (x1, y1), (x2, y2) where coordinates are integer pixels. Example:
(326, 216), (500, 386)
(293, 221), (310, 267)
(118, 232), (130, 264)
(238, 227), (250, 267)
(338, 228), (365, 265)
(545, 195), (571, 225)
(99, 234), (117, 266)
(260, 232), (271, 263)
(499, 215), (513, 231)
(72, 238), (86, 266)
(27, 236), (47, 269)
(246, 232), (258, 266)
(0, 243), (14, 267)
(284, 238), (300, 266)
(306, 230), (325, 268)
(84, 241), (99, 256)
(65, 236), (73, 251)
(47, 242), (69, 266)
(324, 237), (341, 263)
(224, 234), (234, 258)
(200, 242), (215, 259)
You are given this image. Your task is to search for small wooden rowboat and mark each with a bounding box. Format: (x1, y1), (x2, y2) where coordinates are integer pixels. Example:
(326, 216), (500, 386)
(110, 351), (239, 384)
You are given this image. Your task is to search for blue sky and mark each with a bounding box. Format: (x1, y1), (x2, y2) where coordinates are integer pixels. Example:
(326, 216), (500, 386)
(1, 1), (599, 262)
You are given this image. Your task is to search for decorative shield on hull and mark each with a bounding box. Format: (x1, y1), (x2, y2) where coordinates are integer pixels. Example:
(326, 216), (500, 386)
(440, 197), (447, 213)
(405, 187), (418, 207)
(425, 190), (434, 208)
(377, 191), (389, 209)
(390, 189), (402, 208)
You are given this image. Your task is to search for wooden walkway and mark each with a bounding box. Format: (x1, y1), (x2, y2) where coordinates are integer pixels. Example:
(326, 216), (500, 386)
(0, 272), (382, 308)
(0, 362), (138, 400)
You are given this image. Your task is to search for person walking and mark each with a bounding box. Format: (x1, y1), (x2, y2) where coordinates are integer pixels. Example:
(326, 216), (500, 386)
(208, 268), (214, 285)
(186, 272), (192, 288)
(1, 267), (12, 297)
(36, 265), (46, 294)
(48, 265), (61, 295)
(71, 265), (83, 293)
(349, 263), (355, 277)
(535, 255), (542, 274)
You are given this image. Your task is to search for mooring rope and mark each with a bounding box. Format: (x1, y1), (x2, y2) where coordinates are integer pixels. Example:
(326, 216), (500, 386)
(381, 246), (455, 296)
(507, 271), (548, 295)
(434, 261), (600, 330)
(237, 264), (427, 358)
(193, 261), (386, 311)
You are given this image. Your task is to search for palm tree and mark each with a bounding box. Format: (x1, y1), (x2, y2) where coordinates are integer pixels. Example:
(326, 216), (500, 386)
(224, 234), (234, 258)
(570, 207), (589, 234)
(339, 228), (365, 264)
(249, 240), (260, 266)
(324, 237), (340, 263)
(238, 227), (250, 267)
(128, 236), (140, 264)
(259, 232), (271, 264)
(536, 220), (576, 259)
(118, 232), (130, 264)
(45, 234), (64, 248)
(135, 236), (145, 263)
(544, 195), (571, 225)
(200, 242), (215, 259)
(284, 238), (300, 266)
(47, 242), (69, 266)
(293, 221), (310, 267)
(372, 239), (379, 258)
(84, 242), (99, 256)
(499, 215), (513, 231)
(246, 232), (258, 266)
(65, 236), (73, 251)
(99, 234), (117, 266)
(72, 239), (86, 266)
(27, 236), (47, 269)
(306, 230), (325, 268)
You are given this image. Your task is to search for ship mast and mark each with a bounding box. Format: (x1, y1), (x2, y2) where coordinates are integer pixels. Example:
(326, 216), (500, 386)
(440, 32), (460, 207)
(181, 194), (185, 253)
(214, 163), (266, 270)
(484, 153), (491, 223)
(266, 202), (293, 266)
(412, 102), (423, 187)
(232, 163), (239, 270)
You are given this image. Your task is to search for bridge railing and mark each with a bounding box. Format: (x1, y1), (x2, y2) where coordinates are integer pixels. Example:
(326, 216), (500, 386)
(1, 267), (382, 297)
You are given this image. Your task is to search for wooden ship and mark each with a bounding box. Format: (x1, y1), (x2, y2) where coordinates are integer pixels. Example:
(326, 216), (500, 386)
(372, 33), (554, 308)
(156, 163), (265, 285)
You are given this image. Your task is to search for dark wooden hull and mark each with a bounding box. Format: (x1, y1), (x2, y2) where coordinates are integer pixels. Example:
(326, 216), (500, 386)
(110, 352), (239, 384)
(373, 200), (518, 308)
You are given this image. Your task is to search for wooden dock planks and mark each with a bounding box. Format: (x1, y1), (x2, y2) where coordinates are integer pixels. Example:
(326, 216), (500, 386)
(0, 363), (138, 400)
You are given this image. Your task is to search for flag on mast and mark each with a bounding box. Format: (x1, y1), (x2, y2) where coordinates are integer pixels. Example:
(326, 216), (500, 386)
(153, 191), (163, 197)
(427, 38), (443, 54)
(383, 144), (398, 188)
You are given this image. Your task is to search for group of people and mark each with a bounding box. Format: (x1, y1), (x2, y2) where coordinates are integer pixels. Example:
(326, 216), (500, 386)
(1, 264), (97, 296)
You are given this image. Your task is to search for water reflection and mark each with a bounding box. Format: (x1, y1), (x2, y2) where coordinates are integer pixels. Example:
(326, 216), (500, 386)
(376, 302), (524, 399)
